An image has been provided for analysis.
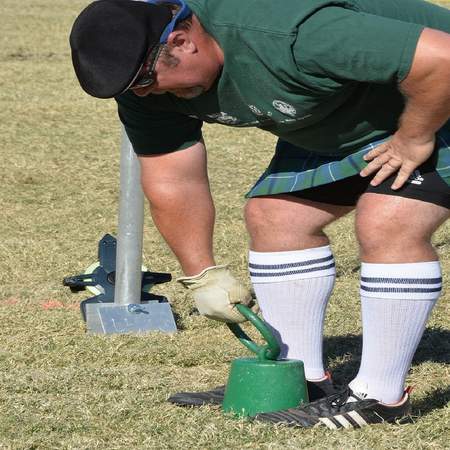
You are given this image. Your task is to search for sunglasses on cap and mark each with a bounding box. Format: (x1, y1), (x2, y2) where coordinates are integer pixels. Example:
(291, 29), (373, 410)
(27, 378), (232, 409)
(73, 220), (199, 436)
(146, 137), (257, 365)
(128, 0), (192, 90)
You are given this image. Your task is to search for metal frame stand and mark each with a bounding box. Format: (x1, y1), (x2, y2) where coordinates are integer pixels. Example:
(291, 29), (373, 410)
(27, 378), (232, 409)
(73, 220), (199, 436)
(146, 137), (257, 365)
(64, 129), (177, 334)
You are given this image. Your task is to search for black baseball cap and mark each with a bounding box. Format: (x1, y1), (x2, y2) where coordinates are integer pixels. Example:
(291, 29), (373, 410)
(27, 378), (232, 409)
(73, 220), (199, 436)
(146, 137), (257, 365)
(70, 0), (173, 98)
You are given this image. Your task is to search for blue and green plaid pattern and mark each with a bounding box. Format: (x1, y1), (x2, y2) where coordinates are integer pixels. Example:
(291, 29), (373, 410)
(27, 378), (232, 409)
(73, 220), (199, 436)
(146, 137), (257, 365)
(247, 128), (450, 198)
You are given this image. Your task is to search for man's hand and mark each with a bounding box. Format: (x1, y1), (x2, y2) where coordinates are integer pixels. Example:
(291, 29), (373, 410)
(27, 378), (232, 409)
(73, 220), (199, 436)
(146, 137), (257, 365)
(360, 132), (435, 190)
(178, 265), (258, 323)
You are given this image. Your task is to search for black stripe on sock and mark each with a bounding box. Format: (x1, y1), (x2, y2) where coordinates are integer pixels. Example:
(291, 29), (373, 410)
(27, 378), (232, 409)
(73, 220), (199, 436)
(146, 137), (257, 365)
(250, 262), (335, 278)
(361, 276), (442, 285)
(360, 286), (441, 294)
(249, 254), (333, 270)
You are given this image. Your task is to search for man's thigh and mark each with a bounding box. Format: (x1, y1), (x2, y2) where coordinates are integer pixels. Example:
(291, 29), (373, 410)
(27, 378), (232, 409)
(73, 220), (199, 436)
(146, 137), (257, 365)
(357, 193), (449, 237)
(356, 192), (449, 261)
(245, 195), (352, 251)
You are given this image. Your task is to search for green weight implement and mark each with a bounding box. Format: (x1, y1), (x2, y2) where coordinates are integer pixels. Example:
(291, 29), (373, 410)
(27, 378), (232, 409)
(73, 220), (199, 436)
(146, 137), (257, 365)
(223, 304), (309, 418)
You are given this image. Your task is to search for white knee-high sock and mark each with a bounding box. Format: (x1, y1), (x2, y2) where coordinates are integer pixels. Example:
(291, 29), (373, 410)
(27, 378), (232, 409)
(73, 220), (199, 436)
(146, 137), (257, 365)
(249, 246), (335, 380)
(349, 261), (442, 404)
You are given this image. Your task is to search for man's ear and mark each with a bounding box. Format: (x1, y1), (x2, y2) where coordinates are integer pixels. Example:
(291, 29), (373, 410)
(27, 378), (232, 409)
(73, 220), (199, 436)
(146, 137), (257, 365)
(167, 30), (197, 53)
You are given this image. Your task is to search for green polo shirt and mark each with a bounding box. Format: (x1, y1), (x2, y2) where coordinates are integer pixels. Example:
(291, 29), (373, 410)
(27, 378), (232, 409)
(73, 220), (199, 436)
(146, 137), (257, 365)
(116, 0), (450, 155)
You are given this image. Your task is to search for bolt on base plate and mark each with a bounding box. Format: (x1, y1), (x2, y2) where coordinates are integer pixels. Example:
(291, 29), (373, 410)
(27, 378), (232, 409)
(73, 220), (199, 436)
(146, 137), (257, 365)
(84, 301), (177, 334)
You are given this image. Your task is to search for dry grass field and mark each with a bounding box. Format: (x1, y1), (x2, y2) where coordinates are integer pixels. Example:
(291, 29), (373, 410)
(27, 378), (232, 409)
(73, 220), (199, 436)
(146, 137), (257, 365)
(0, 1), (449, 448)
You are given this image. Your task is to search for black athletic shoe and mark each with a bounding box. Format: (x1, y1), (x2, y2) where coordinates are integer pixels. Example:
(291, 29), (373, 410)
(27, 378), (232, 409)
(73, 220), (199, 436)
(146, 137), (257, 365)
(255, 386), (413, 429)
(167, 373), (338, 407)
(168, 385), (226, 407)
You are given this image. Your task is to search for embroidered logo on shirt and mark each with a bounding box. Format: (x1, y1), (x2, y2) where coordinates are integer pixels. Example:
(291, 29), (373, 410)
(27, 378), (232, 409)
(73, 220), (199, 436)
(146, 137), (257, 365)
(272, 100), (296, 117)
(406, 170), (424, 185)
(248, 105), (264, 116)
(206, 112), (239, 125)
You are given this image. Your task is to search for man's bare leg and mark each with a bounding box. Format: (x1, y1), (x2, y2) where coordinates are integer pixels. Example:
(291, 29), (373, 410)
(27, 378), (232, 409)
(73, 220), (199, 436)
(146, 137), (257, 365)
(245, 195), (352, 379)
(350, 193), (449, 403)
(245, 194), (352, 251)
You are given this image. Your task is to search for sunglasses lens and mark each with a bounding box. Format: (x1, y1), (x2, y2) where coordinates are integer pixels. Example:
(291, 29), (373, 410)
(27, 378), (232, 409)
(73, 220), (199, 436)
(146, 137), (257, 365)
(133, 74), (155, 89)
(130, 46), (162, 90)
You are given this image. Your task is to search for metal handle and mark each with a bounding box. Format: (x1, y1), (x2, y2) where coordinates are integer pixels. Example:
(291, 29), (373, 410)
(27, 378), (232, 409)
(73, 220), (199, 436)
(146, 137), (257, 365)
(226, 304), (280, 361)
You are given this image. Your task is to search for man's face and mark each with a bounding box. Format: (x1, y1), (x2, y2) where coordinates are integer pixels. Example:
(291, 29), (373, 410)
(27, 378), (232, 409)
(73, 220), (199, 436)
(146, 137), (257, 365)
(131, 49), (219, 99)
(131, 19), (223, 99)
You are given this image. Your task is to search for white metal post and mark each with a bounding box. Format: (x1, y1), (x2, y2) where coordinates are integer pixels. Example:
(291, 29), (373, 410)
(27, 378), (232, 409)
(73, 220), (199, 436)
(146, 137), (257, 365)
(114, 127), (145, 304)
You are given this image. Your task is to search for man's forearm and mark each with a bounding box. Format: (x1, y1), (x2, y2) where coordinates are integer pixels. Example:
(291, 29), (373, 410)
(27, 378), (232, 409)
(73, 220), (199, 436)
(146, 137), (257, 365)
(148, 181), (216, 276)
(398, 28), (450, 142)
(139, 142), (217, 276)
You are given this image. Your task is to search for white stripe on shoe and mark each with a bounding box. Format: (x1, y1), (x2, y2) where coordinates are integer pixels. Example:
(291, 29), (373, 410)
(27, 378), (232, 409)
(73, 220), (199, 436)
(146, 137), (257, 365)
(318, 417), (338, 429)
(334, 414), (353, 428)
(347, 410), (368, 427)
(319, 413), (361, 429)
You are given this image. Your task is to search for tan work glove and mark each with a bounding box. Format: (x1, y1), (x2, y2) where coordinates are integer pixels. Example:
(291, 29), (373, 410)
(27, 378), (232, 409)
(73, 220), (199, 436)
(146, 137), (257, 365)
(177, 265), (259, 323)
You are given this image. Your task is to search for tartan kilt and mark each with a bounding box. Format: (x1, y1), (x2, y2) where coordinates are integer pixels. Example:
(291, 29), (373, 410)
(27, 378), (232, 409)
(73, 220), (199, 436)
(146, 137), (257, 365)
(246, 128), (450, 198)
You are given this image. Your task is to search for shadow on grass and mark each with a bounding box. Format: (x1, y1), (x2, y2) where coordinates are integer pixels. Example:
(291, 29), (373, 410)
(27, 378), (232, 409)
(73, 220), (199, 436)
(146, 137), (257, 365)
(413, 385), (450, 417)
(324, 326), (450, 383)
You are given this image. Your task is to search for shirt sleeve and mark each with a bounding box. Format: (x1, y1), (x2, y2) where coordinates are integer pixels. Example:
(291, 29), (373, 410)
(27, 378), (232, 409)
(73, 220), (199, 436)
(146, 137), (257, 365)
(115, 91), (203, 155)
(294, 7), (425, 85)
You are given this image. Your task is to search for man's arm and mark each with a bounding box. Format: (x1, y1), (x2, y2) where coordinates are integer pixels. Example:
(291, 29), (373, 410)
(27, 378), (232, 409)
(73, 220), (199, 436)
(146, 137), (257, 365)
(139, 141), (257, 322)
(139, 140), (215, 276)
(360, 28), (450, 189)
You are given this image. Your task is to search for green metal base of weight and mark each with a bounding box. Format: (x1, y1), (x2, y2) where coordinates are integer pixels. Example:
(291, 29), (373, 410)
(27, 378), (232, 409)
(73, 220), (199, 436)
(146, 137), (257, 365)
(222, 358), (308, 417)
(223, 304), (309, 418)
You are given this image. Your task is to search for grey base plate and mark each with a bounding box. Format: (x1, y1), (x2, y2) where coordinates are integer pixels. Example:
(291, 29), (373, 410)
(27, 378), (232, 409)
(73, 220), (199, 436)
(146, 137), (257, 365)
(84, 301), (177, 334)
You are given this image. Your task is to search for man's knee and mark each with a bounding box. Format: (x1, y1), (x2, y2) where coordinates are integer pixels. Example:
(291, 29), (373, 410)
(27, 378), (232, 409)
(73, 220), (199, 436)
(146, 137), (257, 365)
(245, 195), (349, 251)
(244, 197), (272, 230)
(356, 193), (449, 261)
(356, 217), (422, 258)
(245, 196), (325, 236)
(244, 197), (302, 248)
